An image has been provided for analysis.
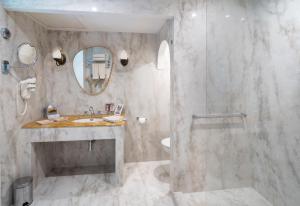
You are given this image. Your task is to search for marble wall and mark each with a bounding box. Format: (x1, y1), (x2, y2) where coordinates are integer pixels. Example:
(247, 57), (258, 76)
(0, 7), (48, 206)
(1, 1), (300, 206)
(249, 1), (300, 205)
(0, 0), (216, 202)
(45, 30), (170, 162)
(0, 1), (226, 205)
(170, 0), (208, 192)
(206, 0), (300, 205)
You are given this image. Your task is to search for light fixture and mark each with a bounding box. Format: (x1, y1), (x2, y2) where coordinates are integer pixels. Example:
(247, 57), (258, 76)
(52, 48), (66, 66)
(191, 12), (197, 18)
(119, 50), (129, 67)
(225, 14), (231, 18)
(91, 7), (98, 12)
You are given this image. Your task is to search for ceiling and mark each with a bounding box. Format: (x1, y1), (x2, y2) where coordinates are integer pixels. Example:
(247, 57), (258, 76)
(21, 11), (169, 34)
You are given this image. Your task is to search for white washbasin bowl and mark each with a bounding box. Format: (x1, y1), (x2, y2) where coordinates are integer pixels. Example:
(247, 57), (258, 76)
(72, 118), (103, 123)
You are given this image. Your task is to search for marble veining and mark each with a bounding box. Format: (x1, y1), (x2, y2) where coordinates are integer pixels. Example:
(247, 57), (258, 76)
(32, 161), (272, 206)
(0, 6), (48, 206)
(45, 30), (170, 163)
(22, 115), (126, 128)
(206, 0), (300, 205)
(1, 1), (300, 206)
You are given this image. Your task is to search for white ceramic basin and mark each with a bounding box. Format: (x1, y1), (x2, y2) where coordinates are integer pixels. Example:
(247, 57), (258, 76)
(72, 118), (103, 123)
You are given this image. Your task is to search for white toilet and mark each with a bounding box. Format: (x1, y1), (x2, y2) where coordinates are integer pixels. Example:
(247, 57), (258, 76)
(161, 137), (170, 153)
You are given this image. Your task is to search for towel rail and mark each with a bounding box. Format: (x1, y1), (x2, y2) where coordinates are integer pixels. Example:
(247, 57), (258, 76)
(192, 113), (247, 119)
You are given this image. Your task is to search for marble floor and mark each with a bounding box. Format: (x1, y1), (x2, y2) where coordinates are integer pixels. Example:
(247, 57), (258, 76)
(33, 161), (272, 206)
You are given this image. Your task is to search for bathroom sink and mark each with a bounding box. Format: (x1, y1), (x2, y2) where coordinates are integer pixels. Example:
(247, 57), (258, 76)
(72, 118), (103, 123)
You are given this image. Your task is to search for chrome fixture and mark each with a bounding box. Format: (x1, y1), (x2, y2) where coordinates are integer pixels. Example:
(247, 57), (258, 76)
(89, 106), (95, 120)
(52, 48), (66, 66)
(2, 43), (38, 74)
(1, 60), (9, 74)
(1, 28), (11, 40)
(119, 50), (129, 66)
(88, 140), (96, 152)
(192, 113), (247, 119)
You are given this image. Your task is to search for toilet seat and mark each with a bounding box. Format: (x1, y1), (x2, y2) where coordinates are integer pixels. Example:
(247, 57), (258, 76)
(161, 137), (170, 148)
(161, 137), (170, 154)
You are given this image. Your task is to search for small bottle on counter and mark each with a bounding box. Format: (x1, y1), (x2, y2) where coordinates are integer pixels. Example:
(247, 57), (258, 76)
(105, 103), (115, 114)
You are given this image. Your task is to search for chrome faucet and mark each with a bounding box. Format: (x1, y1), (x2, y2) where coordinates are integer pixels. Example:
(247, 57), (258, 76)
(89, 106), (95, 120)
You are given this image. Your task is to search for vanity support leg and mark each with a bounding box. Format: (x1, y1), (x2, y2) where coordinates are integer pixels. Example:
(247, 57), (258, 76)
(115, 136), (124, 185)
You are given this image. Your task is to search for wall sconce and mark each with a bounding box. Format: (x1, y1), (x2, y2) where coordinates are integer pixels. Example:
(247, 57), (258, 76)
(52, 48), (66, 66)
(119, 50), (129, 66)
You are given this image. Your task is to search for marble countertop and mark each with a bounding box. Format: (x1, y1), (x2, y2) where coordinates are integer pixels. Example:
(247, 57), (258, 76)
(22, 115), (126, 129)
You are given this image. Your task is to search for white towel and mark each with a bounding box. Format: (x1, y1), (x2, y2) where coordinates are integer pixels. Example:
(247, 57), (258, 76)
(92, 54), (106, 80)
(92, 63), (99, 79)
(98, 63), (106, 80)
(93, 54), (105, 62)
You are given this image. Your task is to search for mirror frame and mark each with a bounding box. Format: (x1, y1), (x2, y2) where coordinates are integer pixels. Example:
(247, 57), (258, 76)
(17, 42), (38, 66)
(72, 46), (114, 96)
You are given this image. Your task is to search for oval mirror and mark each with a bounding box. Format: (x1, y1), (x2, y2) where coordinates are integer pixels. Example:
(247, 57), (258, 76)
(73, 47), (113, 95)
(17, 43), (38, 65)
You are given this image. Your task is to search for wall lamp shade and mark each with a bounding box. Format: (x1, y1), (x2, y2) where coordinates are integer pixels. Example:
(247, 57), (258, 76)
(52, 48), (66, 66)
(119, 50), (129, 66)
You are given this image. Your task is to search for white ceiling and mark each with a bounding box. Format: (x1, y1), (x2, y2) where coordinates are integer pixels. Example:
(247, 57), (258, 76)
(23, 11), (168, 34)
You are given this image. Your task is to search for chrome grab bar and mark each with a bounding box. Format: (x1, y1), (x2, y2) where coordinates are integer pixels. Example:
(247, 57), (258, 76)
(192, 113), (247, 119)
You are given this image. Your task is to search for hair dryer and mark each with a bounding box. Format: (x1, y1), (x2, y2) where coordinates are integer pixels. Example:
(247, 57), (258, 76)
(17, 77), (36, 116)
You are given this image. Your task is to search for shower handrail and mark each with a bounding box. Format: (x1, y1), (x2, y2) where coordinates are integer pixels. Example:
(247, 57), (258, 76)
(192, 113), (247, 119)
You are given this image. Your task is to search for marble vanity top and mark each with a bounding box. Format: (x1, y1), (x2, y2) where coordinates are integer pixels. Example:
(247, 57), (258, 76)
(22, 115), (126, 129)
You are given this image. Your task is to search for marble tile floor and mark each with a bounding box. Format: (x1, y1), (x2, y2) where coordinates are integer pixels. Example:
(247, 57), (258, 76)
(33, 161), (272, 206)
